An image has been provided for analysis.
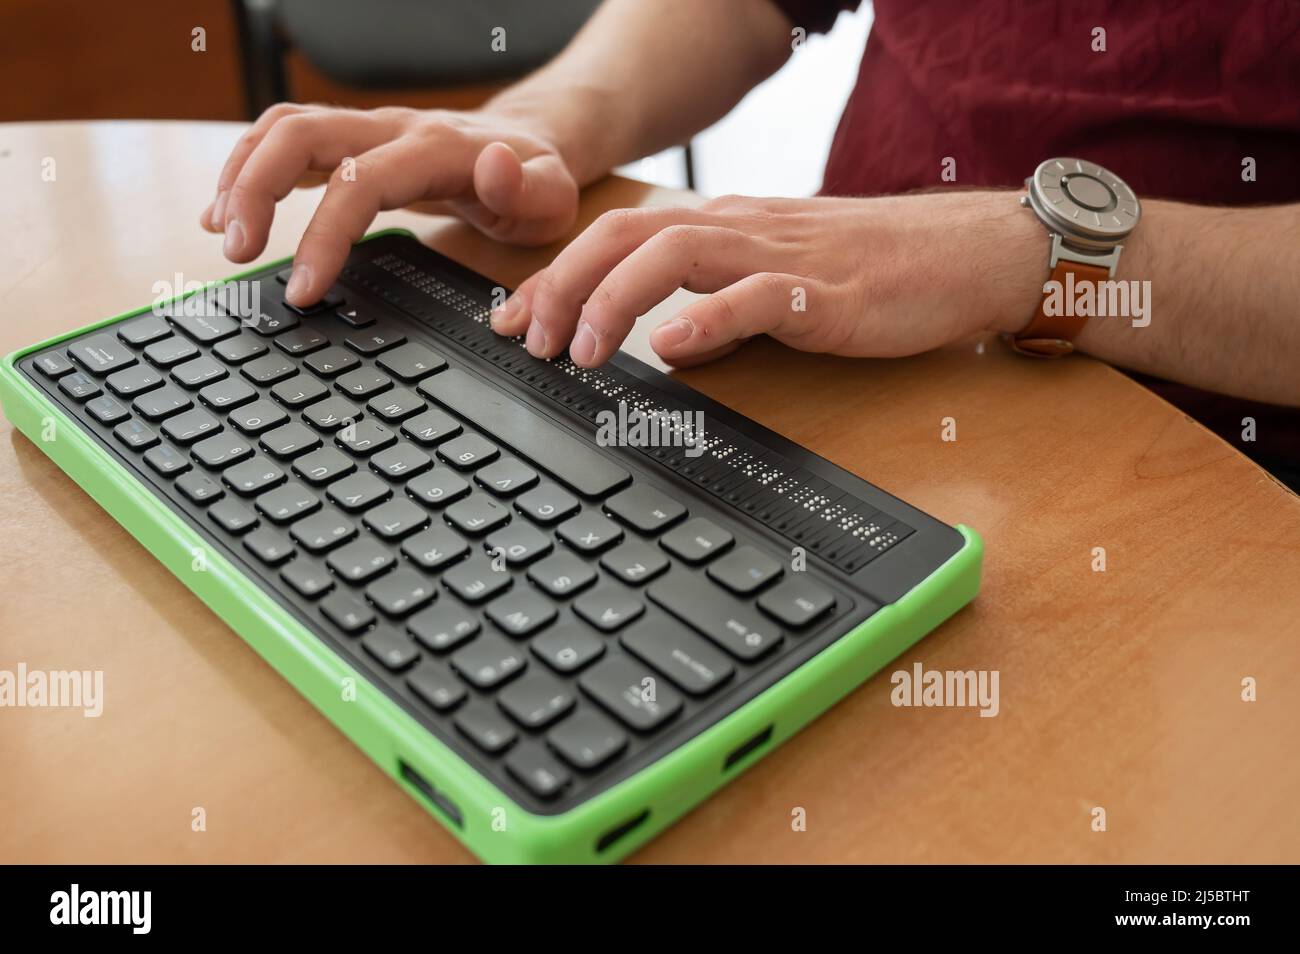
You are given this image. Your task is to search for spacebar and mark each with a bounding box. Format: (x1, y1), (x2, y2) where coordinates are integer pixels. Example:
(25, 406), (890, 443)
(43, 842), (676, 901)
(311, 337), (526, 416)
(420, 368), (630, 498)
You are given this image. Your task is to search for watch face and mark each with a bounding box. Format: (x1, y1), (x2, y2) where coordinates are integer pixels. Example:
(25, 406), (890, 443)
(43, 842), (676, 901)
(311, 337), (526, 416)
(1027, 157), (1141, 247)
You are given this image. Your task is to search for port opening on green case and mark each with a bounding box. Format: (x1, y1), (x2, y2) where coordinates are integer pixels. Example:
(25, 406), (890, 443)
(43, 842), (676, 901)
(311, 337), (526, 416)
(596, 809), (651, 854)
(399, 759), (464, 829)
(723, 724), (774, 771)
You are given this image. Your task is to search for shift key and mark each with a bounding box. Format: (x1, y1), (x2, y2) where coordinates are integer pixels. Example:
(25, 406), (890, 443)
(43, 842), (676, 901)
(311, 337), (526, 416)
(648, 571), (783, 661)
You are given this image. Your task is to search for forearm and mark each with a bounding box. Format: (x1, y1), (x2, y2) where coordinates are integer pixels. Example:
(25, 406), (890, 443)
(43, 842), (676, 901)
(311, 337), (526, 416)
(482, 0), (793, 185)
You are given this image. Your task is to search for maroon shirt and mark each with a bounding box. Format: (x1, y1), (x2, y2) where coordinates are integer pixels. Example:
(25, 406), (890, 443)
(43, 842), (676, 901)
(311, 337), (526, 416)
(772, 0), (1300, 477)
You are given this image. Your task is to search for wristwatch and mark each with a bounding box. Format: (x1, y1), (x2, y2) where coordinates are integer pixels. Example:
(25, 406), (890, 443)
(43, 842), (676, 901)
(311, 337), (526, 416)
(1010, 157), (1142, 357)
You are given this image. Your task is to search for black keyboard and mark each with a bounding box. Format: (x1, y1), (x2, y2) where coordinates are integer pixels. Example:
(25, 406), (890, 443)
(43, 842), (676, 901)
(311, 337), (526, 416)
(18, 232), (965, 814)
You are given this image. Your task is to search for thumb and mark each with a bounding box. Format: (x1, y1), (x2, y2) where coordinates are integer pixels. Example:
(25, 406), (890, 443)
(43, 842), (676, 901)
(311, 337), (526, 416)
(472, 141), (578, 245)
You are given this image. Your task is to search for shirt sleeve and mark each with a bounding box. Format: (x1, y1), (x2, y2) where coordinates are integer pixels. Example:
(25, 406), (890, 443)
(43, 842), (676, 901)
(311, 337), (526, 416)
(765, 0), (861, 35)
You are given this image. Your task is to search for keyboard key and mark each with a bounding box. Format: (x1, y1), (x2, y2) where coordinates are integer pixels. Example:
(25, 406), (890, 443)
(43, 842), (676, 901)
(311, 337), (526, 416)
(272, 326), (328, 356)
(228, 399), (288, 435)
(117, 314), (171, 346)
(270, 373), (329, 408)
(573, 586), (644, 632)
(292, 446), (354, 484)
(405, 466), (469, 508)
(605, 485), (687, 534)
(454, 701), (517, 754)
(371, 631), (436, 678)
(527, 551), (597, 597)
(114, 419), (159, 450)
(335, 419), (396, 455)
(169, 310), (240, 343)
(376, 342), (446, 382)
(621, 620), (734, 696)
(175, 470), (223, 505)
(144, 335), (199, 368)
(400, 408), (461, 446)
(242, 303), (299, 336)
(335, 304), (375, 328)
(707, 545), (783, 594)
(406, 660), (467, 711)
(281, 558), (334, 598)
(58, 372), (101, 402)
(302, 395), (360, 431)
(400, 526), (470, 573)
(451, 632), (526, 691)
(144, 444), (189, 476)
(485, 522), (552, 566)
(547, 709), (626, 771)
(660, 517), (733, 564)
(366, 386), (426, 422)
(475, 457), (538, 497)
(132, 384), (191, 420)
(170, 355), (228, 389)
(514, 482), (579, 525)
(208, 497), (258, 534)
(485, 590), (557, 638)
(344, 324), (406, 355)
(648, 572), (783, 661)
(222, 455), (286, 495)
(191, 431), (253, 469)
(303, 344), (359, 377)
(213, 333), (269, 364)
(557, 511), (623, 554)
(365, 568), (436, 616)
(757, 577), (839, 627)
(241, 353), (296, 385)
(437, 433), (498, 470)
(442, 556), (511, 603)
(422, 368), (631, 498)
(505, 742), (572, 800)
(326, 471), (390, 511)
(283, 286), (343, 316)
(445, 495), (510, 535)
(326, 537), (395, 583)
(599, 538), (670, 585)
(198, 378), (257, 410)
(85, 395), (130, 425)
(362, 497), (428, 540)
(259, 421), (321, 459)
(288, 506), (356, 553)
(106, 364), (163, 397)
(531, 623), (605, 673)
(498, 672), (574, 729)
(320, 591), (374, 633)
(370, 442), (432, 480)
(335, 367), (390, 397)
(408, 602), (479, 653)
(68, 333), (137, 376)
(243, 526), (295, 565)
(255, 481), (320, 524)
(161, 407), (221, 445)
(579, 655), (683, 732)
(34, 351), (74, 378)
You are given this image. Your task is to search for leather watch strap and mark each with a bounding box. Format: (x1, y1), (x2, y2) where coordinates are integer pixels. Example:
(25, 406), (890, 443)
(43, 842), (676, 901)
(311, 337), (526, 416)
(1009, 259), (1111, 357)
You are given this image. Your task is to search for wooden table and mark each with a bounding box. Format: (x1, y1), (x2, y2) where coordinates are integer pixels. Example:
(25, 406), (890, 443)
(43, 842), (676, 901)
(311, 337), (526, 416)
(2, 122), (1297, 864)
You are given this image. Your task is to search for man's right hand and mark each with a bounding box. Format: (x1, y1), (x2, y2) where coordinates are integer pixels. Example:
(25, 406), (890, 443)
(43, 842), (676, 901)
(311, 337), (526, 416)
(200, 103), (580, 307)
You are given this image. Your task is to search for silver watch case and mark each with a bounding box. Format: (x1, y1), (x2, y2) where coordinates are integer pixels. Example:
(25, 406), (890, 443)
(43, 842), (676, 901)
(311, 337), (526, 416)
(1020, 157), (1141, 277)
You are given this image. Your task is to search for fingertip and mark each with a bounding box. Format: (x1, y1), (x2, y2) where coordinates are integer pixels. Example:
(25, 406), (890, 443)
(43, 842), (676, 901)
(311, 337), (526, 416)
(284, 263), (315, 306)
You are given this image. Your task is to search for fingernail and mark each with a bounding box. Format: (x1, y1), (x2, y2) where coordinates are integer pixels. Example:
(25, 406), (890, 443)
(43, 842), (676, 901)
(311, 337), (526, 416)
(525, 320), (548, 356)
(285, 264), (312, 302)
(570, 320), (597, 365)
(490, 295), (521, 330)
(654, 316), (694, 349)
(212, 190), (229, 229)
(223, 219), (245, 258)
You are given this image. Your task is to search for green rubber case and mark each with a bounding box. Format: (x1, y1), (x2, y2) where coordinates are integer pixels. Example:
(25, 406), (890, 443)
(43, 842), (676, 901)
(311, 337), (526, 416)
(0, 231), (983, 864)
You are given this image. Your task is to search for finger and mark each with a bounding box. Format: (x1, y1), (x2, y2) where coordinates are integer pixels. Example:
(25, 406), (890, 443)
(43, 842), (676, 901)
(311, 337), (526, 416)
(286, 135), (477, 304)
(489, 270), (541, 339)
(209, 103), (308, 227)
(658, 340), (745, 368)
(470, 144), (578, 245)
(569, 225), (768, 366)
(222, 110), (403, 264)
(525, 206), (724, 357)
(649, 272), (814, 362)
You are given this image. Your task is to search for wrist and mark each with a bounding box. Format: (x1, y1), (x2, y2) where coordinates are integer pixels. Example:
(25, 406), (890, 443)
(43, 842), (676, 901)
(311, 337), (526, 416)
(970, 190), (1048, 336)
